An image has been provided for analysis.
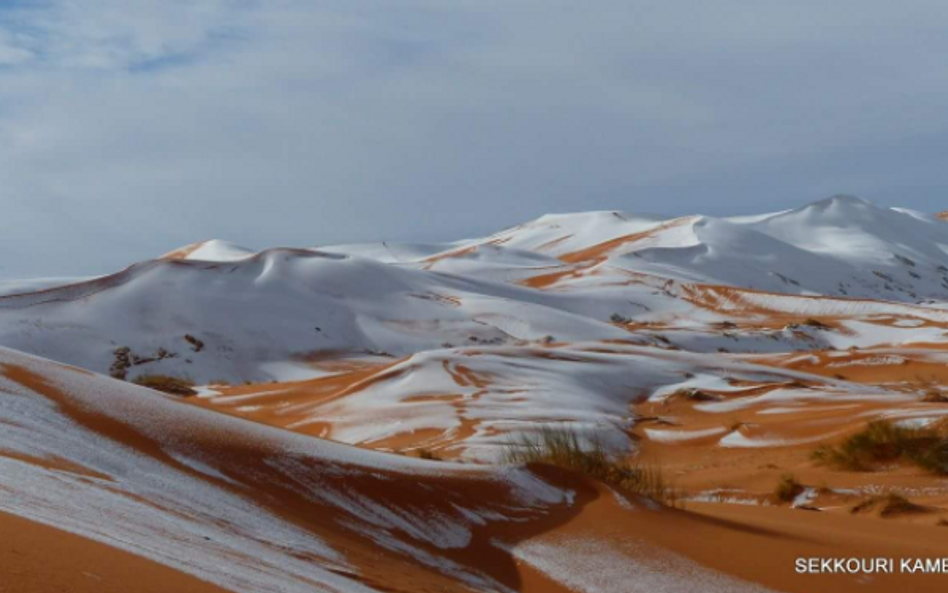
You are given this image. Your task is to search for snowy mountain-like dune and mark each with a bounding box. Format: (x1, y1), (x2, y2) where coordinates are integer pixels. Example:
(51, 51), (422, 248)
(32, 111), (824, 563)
(5, 196), (948, 386)
(464, 210), (671, 258)
(617, 215), (867, 295)
(448, 196), (948, 302)
(163, 239), (258, 262)
(0, 248), (635, 383)
(317, 241), (461, 262)
(0, 275), (96, 296)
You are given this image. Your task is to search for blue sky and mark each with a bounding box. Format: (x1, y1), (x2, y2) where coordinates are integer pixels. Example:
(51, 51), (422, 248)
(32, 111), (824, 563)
(2, 1), (948, 277)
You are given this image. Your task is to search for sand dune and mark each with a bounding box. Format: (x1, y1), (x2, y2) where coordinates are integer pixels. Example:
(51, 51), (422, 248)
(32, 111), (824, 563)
(4, 197), (948, 590)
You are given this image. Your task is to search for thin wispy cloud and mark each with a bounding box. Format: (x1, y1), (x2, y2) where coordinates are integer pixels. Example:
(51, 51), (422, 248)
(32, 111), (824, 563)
(2, 1), (948, 277)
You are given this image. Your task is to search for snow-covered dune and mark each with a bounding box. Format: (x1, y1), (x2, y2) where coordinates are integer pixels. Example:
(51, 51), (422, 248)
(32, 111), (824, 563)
(200, 342), (903, 461)
(513, 196), (948, 301)
(0, 345), (570, 592)
(5, 196), (948, 592)
(3, 195), (948, 395)
(0, 346), (784, 593)
(0, 249), (632, 383)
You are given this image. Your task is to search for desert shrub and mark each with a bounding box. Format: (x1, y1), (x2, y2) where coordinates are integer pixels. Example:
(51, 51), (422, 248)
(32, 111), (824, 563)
(895, 254), (916, 268)
(503, 426), (677, 506)
(416, 448), (440, 461)
(786, 318), (830, 331)
(812, 420), (948, 474)
(773, 473), (804, 503)
(922, 391), (948, 403)
(133, 374), (197, 396)
(851, 493), (928, 518)
(668, 388), (720, 403)
(184, 334), (205, 352)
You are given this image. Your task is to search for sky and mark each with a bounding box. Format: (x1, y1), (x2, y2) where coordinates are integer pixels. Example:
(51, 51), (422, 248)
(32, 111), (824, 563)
(2, 1), (948, 278)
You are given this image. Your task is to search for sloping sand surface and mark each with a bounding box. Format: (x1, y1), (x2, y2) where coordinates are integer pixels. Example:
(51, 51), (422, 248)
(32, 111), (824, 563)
(0, 511), (230, 593)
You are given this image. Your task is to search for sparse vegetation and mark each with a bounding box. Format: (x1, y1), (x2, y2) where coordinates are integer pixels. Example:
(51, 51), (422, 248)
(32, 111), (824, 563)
(467, 335), (505, 345)
(110, 346), (132, 379)
(773, 272), (800, 286)
(895, 254), (916, 268)
(503, 426), (678, 506)
(184, 334), (205, 352)
(667, 388), (720, 403)
(786, 318), (831, 331)
(922, 391), (948, 403)
(133, 374), (198, 396)
(110, 345), (180, 379)
(812, 420), (948, 474)
(416, 448), (440, 460)
(728, 420), (746, 432)
(850, 493), (928, 518)
(774, 473), (804, 503)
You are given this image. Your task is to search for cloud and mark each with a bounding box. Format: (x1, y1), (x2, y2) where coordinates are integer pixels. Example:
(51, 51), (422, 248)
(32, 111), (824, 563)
(0, 26), (33, 65)
(2, 1), (948, 277)
(0, 0), (248, 69)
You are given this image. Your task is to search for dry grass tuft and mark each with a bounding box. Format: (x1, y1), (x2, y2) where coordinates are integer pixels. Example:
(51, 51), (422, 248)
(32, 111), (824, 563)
(774, 473), (804, 503)
(922, 391), (948, 403)
(416, 448), (441, 461)
(785, 318), (831, 331)
(802, 318), (831, 329)
(503, 426), (678, 506)
(667, 388), (720, 403)
(851, 493), (929, 518)
(812, 420), (948, 474)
